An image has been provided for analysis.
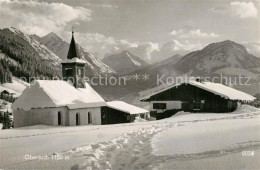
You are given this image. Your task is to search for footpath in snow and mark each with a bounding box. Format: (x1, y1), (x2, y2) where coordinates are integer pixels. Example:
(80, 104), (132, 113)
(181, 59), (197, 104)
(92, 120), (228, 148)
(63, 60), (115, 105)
(69, 105), (260, 169)
(1, 105), (260, 169)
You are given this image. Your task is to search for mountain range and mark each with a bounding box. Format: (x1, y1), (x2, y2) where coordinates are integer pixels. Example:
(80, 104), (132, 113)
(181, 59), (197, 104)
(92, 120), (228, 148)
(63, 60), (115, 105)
(121, 40), (260, 100)
(103, 50), (149, 75)
(33, 32), (116, 76)
(0, 27), (259, 103)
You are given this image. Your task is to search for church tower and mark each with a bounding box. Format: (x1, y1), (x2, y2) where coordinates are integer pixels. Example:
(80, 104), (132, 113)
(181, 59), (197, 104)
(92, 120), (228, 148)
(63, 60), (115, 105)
(61, 31), (86, 88)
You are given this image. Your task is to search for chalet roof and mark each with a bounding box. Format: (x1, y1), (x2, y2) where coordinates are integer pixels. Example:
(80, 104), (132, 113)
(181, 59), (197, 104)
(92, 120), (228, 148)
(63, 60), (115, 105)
(140, 80), (256, 102)
(67, 32), (80, 59)
(106, 101), (149, 114)
(12, 80), (106, 111)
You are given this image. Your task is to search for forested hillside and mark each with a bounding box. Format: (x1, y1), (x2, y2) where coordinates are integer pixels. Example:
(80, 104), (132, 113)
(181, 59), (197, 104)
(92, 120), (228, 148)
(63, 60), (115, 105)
(0, 59), (12, 83)
(0, 28), (61, 83)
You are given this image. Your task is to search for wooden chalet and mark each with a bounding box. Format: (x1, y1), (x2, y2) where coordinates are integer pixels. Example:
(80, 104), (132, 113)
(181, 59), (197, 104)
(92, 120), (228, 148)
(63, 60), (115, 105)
(141, 79), (255, 117)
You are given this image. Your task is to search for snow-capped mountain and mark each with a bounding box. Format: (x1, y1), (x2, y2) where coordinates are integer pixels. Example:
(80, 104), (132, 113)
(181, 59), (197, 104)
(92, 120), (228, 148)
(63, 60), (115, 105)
(123, 40), (260, 97)
(37, 32), (116, 76)
(130, 54), (183, 82)
(175, 40), (260, 76)
(37, 32), (69, 60)
(103, 50), (149, 75)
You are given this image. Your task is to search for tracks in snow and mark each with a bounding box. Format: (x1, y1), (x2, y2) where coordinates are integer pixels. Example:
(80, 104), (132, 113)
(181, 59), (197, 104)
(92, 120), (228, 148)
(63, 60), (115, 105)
(68, 124), (171, 169)
(65, 111), (260, 169)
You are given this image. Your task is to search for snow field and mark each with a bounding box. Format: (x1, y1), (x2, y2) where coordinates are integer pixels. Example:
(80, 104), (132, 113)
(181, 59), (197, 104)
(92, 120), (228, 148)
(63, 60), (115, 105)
(69, 126), (166, 169)
(64, 105), (260, 169)
(48, 124), (170, 169)
(1, 105), (259, 169)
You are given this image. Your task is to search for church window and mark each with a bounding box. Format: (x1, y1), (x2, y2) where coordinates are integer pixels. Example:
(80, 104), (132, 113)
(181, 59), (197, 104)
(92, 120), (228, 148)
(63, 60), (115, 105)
(65, 68), (73, 76)
(58, 111), (61, 125)
(77, 68), (83, 76)
(76, 113), (80, 125)
(88, 112), (92, 124)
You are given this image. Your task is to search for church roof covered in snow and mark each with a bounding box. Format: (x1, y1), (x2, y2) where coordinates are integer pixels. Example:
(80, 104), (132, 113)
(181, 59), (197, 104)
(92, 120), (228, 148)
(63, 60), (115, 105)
(140, 80), (256, 102)
(106, 101), (149, 114)
(61, 58), (87, 64)
(12, 80), (106, 111)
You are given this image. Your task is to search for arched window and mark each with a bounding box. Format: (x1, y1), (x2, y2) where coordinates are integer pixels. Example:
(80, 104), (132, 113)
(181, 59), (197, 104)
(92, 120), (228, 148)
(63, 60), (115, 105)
(76, 113), (80, 126)
(88, 112), (92, 124)
(58, 111), (61, 125)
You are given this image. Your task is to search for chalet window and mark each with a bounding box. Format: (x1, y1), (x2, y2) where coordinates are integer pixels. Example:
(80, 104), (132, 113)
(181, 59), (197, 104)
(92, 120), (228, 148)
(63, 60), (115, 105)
(77, 68), (83, 76)
(193, 100), (201, 110)
(153, 103), (166, 109)
(65, 68), (73, 76)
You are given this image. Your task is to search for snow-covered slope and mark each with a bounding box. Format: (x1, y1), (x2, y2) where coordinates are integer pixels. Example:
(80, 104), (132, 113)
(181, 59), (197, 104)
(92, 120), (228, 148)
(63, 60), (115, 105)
(0, 77), (29, 97)
(103, 50), (148, 75)
(0, 28), (62, 81)
(9, 28), (61, 65)
(38, 32), (116, 75)
(152, 105), (260, 158)
(1, 105), (259, 169)
(36, 32), (69, 60)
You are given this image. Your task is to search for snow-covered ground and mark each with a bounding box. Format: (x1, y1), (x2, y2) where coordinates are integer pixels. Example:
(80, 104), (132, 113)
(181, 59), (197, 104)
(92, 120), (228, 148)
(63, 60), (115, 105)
(0, 77), (29, 96)
(0, 105), (259, 169)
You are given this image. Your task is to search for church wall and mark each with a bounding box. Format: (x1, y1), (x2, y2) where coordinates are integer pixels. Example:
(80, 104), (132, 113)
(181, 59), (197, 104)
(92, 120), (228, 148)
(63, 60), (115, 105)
(13, 106), (102, 128)
(13, 107), (69, 128)
(69, 107), (101, 126)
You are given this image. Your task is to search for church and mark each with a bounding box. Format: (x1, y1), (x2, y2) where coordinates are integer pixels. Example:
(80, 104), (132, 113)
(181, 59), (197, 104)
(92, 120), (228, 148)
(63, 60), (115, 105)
(12, 31), (149, 128)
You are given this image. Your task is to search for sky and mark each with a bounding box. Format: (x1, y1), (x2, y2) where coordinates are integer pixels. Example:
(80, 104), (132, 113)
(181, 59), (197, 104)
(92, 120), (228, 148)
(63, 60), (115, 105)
(0, 0), (259, 63)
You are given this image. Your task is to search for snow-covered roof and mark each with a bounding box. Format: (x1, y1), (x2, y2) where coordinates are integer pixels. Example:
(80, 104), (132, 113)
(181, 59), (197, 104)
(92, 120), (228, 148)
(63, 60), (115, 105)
(12, 80), (106, 111)
(141, 80), (256, 102)
(106, 101), (149, 115)
(61, 58), (87, 64)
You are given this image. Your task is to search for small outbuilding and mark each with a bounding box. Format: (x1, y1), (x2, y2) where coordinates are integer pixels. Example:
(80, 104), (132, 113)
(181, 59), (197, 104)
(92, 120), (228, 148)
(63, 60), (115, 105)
(101, 101), (149, 124)
(141, 80), (255, 116)
(0, 90), (17, 103)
